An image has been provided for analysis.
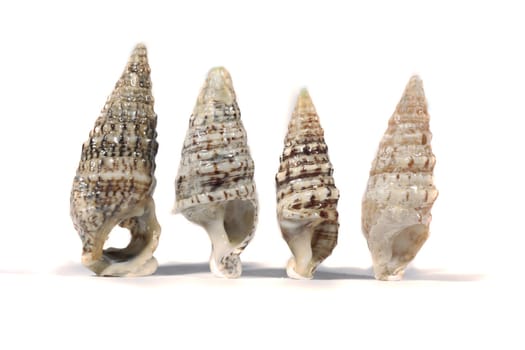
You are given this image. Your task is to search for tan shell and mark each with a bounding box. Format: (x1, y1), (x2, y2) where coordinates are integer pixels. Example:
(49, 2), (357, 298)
(276, 89), (340, 279)
(70, 44), (160, 277)
(362, 75), (438, 281)
(174, 67), (257, 278)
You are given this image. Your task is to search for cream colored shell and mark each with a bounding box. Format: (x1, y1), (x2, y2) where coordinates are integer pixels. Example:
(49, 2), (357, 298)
(362, 75), (438, 281)
(174, 67), (257, 278)
(70, 44), (160, 276)
(276, 89), (339, 279)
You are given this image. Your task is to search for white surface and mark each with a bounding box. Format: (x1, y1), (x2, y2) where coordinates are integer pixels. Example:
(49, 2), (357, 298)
(0, 1), (524, 349)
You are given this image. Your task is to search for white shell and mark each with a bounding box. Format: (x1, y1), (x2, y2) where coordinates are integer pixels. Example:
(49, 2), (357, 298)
(70, 44), (161, 276)
(174, 67), (257, 278)
(362, 75), (438, 281)
(276, 89), (340, 279)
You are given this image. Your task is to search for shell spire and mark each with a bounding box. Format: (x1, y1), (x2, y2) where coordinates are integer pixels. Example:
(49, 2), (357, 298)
(295, 88), (316, 114)
(285, 88), (322, 135)
(193, 66), (236, 111)
(174, 67), (257, 278)
(362, 75), (438, 281)
(70, 44), (160, 277)
(395, 75), (426, 115)
(108, 43), (154, 104)
(276, 89), (340, 279)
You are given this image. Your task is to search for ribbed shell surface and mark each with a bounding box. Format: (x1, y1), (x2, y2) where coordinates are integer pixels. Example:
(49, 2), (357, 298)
(70, 44), (158, 253)
(276, 89), (339, 269)
(362, 76), (437, 233)
(175, 69), (256, 211)
(362, 75), (438, 280)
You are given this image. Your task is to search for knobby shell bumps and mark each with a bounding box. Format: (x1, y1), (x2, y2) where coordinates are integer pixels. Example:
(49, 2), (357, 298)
(174, 67), (258, 279)
(70, 44), (161, 277)
(69, 45), (440, 281)
(276, 89), (340, 279)
(362, 75), (438, 281)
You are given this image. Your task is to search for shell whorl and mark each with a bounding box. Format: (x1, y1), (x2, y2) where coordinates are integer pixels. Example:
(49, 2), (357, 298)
(175, 67), (256, 212)
(73, 44), (158, 209)
(362, 75), (438, 281)
(364, 75), (437, 211)
(276, 89), (339, 278)
(70, 44), (160, 276)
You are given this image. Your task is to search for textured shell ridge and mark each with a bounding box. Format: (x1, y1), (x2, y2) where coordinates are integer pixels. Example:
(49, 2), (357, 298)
(175, 67), (256, 213)
(276, 89), (339, 279)
(362, 75), (438, 281)
(174, 67), (257, 278)
(70, 44), (161, 277)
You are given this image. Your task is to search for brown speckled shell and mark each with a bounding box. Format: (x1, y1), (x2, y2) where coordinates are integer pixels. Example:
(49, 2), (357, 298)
(174, 67), (257, 278)
(70, 44), (160, 276)
(362, 75), (438, 281)
(174, 69), (256, 212)
(276, 89), (339, 279)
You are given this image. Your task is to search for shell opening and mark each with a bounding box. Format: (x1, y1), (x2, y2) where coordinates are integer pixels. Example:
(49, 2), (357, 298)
(280, 219), (315, 279)
(182, 199), (256, 278)
(102, 222), (148, 264)
(374, 224), (429, 281)
(392, 224), (427, 259)
(223, 199), (256, 246)
(80, 200), (160, 277)
(102, 226), (133, 261)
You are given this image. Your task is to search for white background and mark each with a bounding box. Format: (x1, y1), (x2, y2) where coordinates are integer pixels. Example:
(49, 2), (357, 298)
(1, 1), (523, 349)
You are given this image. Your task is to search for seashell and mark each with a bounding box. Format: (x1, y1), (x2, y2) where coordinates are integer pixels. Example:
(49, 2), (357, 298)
(70, 44), (161, 277)
(362, 75), (438, 281)
(276, 89), (340, 279)
(174, 67), (257, 279)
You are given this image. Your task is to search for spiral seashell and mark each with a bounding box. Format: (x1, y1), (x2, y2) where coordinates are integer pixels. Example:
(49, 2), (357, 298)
(174, 67), (257, 278)
(362, 75), (438, 281)
(70, 44), (161, 277)
(276, 89), (340, 279)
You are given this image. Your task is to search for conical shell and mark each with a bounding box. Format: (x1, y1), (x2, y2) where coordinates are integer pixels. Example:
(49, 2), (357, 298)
(362, 75), (438, 281)
(174, 67), (257, 278)
(276, 89), (340, 279)
(70, 44), (160, 277)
